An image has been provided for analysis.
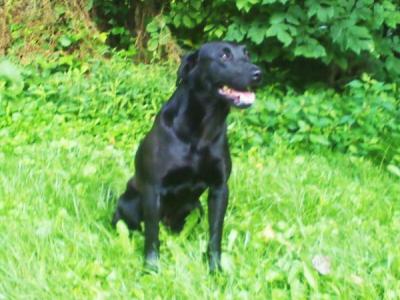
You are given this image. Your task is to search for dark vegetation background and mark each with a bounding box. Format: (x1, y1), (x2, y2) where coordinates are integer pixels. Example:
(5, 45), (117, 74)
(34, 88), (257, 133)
(0, 0), (399, 171)
(2, 0), (400, 86)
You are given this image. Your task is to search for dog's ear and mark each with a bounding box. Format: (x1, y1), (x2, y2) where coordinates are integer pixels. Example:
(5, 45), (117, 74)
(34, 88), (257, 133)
(176, 50), (199, 86)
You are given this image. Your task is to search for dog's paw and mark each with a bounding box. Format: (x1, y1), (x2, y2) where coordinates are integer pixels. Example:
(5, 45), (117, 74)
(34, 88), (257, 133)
(144, 252), (159, 273)
(208, 253), (222, 274)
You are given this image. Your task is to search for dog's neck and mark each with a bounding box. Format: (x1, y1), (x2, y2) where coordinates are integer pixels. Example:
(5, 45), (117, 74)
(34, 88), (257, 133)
(171, 85), (230, 147)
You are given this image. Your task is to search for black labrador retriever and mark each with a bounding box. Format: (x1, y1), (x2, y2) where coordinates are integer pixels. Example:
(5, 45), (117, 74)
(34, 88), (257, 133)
(112, 41), (262, 272)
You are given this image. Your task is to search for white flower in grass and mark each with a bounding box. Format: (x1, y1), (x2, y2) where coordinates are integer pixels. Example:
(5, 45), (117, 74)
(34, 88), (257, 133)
(312, 255), (331, 275)
(350, 274), (364, 285)
(260, 224), (276, 242)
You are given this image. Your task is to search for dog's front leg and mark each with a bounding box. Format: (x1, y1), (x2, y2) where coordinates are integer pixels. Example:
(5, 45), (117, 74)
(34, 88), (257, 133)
(207, 184), (228, 272)
(142, 184), (161, 271)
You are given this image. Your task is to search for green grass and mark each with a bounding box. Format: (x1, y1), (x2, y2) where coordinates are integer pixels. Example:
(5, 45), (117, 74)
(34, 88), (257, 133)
(1, 135), (399, 299)
(1, 58), (399, 298)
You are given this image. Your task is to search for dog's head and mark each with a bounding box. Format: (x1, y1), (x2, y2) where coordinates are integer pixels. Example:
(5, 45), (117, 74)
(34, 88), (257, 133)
(177, 42), (262, 108)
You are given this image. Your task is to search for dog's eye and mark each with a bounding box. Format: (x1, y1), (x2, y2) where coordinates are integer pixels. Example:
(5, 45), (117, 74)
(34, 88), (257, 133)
(243, 48), (249, 59)
(221, 49), (232, 61)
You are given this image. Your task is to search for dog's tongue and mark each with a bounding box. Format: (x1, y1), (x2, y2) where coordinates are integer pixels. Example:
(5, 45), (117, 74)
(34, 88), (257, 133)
(232, 90), (255, 104)
(219, 86), (255, 105)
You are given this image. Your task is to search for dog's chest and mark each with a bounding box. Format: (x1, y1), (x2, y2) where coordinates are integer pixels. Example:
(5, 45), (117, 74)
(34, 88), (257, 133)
(161, 147), (222, 195)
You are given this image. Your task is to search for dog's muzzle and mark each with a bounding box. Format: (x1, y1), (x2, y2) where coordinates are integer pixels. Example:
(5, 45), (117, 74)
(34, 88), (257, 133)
(218, 86), (255, 107)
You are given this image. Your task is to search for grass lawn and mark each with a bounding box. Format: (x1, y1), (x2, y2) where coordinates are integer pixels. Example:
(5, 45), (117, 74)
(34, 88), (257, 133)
(0, 58), (399, 299)
(1, 133), (399, 299)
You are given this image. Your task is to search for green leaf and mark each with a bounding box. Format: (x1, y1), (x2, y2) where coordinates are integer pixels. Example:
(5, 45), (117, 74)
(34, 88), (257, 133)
(147, 38), (159, 52)
(227, 229), (238, 251)
(179, 209), (201, 238)
(266, 24), (293, 46)
(146, 21), (159, 33)
(385, 56), (400, 75)
(111, 26), (126, 35)
(384, 6), (400, 28)
(347, 80), (363, 88)
(345, 25), (374, 54)
(309, 134), (330, 146)
(270, 13), (285, 24)
(116, 220), (132, 253)
(204, 24), (214, 32)
(373, 4), (385, 28)
(288, 4), (305, 22)
(173, 15), (181, 27)
(265, 268), (285, 282)
(307, 2), (319, 18)
(288, 260), (302, 284)
(58, 35), (72, 48)
(182, 15), (194, 28)
(277, 30), (293, 46)
(214, 27), (225, 38)
(294, 38), (326, 58)
(271, 289), (289, 299)
(225, 23), (246, 42)
(83, 164), (97, 177)
(303, 263), (319, 290)
(236, 0), (252, 12)
(290, 279), (307, 300)
(0, 60), (24, 93)
(248, 24), (266, 45)
(85, 0), (93, 11)
(331, 22), (346, 43)
(158, 30), (170, 45)
(54, 4), (66, 16)
(286, 13), (300, 25)
(387, 165), (400, 177)
(191, 1), (202, 10)
(317, 6), (334, 22)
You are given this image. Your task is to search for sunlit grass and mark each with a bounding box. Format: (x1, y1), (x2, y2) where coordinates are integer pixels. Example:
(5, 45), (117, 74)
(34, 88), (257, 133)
(1, 138), (399, 299)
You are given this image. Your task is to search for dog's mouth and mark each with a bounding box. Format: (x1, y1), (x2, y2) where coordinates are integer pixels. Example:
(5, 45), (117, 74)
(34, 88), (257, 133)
(218, 85), (255, 108)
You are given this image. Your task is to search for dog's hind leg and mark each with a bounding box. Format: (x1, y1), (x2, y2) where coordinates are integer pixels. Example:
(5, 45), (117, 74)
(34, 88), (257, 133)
(112, 178), (143, 231)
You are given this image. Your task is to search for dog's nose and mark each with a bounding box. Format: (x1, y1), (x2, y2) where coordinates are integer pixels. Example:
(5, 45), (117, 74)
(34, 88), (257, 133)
(252, 69), (262, 83)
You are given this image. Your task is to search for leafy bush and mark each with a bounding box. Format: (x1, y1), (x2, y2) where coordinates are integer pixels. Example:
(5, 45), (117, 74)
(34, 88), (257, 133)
(1, 0), (108, 60)
(0, 57), (174, 151)
(1, 58), (399, 171)
(232, 74), (400, 169)
(4, 1), (399, 85)
(163, 0), (400, 84)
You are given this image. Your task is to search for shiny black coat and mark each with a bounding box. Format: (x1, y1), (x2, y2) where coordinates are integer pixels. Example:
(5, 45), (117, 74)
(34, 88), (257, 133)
(113, 41), (262, 272)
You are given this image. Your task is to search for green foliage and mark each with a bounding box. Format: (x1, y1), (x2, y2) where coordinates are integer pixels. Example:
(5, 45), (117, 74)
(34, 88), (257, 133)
(1, 132), (400, 298)
(163, 0), (400, 83)
(0, 63), (173, 157)
(3, 0), (111, 60)
(233, 74), (400, 167)
(1, 57), (399, 169)
(4, 0), (399, 84)
(146, 15), (177, 61)
(0, 59), (23, 94)
(90, 0), (136, 50)
(1, 54), (400, 299)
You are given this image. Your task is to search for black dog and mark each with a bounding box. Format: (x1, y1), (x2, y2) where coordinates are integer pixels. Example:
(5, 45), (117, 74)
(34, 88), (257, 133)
(112, 41), (262, 272)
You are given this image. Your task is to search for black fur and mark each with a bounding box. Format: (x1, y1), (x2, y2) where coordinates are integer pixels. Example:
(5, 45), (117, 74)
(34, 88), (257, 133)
(112, 42), (262, 272)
